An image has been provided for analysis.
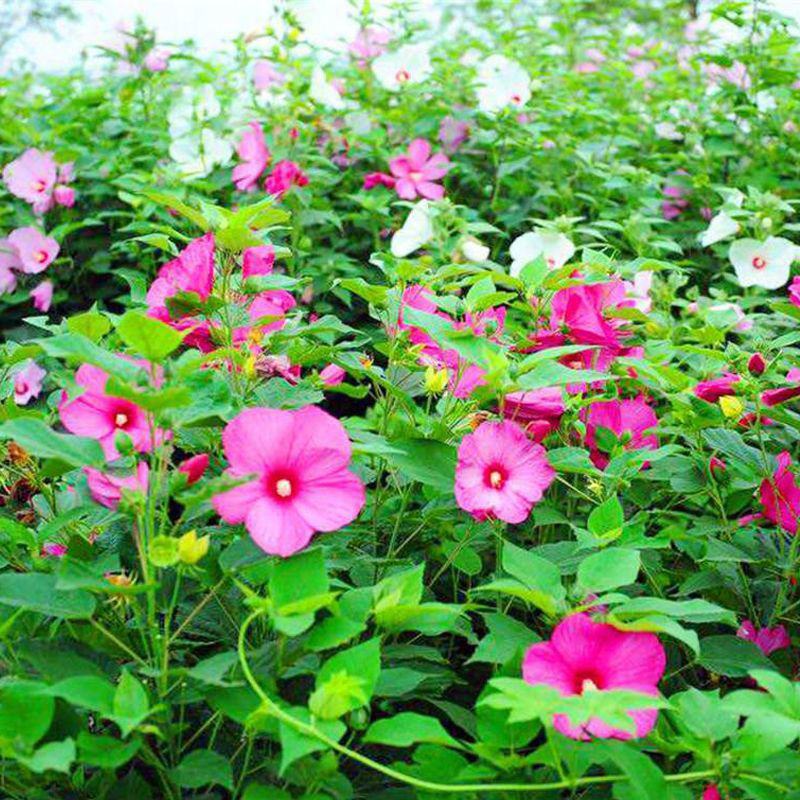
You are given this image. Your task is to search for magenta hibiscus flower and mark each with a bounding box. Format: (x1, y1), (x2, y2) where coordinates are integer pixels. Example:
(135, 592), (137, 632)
(455, 419), (554, 523)
(212, 407), (366, 557)
(523, 613), (666, 740)
(389, 139), (450, 200)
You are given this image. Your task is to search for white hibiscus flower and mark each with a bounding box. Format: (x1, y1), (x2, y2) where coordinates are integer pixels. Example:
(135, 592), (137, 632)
(509, 229), (575, 276)
(372, 44), (432, 91)
(700, 211), (740, 247)
(310, 66), (345, 110)
(728, 236), (796, 289)
(170, 128), (233, 179)
(391, 201), (434, 257)
(476, 55), (531, 114)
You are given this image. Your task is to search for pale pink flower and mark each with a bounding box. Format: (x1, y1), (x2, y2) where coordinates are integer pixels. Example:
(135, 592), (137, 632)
(759, 451), (800, 534)
(3, 149), (57, 210)
(242, 244), (275, 277)
(59, 363), (169, 459)
(705, 60), (751, 90)
(212, 407), (366, 557)
(7, 227), (59, 273)
(41, 542), (68, 557)
(13, 361), (46, 405)
(143, 47), (171, 72)
(319, 364), (346, 387)
(582, 397), (659, 469)
(53, 185), (75, 207)
(233, 121), (271, 192)
(455, 419), (554, 523)
(84, 462), (150, 508)
(737, 619), (791, 656)
(30, 280), (53, 312)
(438, 117), (469, 153)
(253, 60), (286, 91)
(264, 160), (308, 198)
(178, 453), (209, 485)
(523, 613), (666, 740)
(349, 27), (391, 63)
(389, 139), (450, 201)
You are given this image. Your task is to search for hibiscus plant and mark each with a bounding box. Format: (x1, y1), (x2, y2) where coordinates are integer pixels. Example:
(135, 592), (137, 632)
(1, 1), (800, 799)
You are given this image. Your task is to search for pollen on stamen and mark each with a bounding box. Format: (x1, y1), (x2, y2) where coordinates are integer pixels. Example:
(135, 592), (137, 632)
(581, 678), (599, 693)
(489, 470), (503, 488)
(396, 69), (410, 83)
(276, 478), (293, 497)
(115, 412), (128, 427)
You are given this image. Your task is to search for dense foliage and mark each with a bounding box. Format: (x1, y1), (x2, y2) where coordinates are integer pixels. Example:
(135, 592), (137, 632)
(2, 1), (800, 797)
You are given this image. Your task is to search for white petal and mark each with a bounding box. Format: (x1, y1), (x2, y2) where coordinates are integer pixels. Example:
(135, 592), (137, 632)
(700, 211), (739, 247)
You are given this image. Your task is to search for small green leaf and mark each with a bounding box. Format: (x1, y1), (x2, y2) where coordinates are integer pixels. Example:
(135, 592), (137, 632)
(112, 671), (150, 737)
(0, 418), (105, 468)
(117, 311), (186, 361)
(170, 749), (233, 790)
(0, 573), (96, 619)
(364, 712), (462, 749)
(577, 547), (640, 593)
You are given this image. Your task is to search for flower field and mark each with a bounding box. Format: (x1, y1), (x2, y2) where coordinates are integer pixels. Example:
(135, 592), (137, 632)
(2, 1), (800, 797)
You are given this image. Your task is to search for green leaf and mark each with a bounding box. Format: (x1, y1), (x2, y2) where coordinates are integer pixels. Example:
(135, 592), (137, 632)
(49, 675), (116, 715)
(383, 438), (456, 492)
(278, 707), (346, 774)
(499, 541), (565, 613)
(77, 732), (141, 768)
(112, 671), (150, 737)
(310, 638), (381, 719)
(587, 495), (624, 541)
(518, 255), (549, 290)
(0, 418), (105, 468)
(35, 334), (145, 382)
(577, 547), (640, 593)
(364, 712), (462, 749)
(17, 738), (75, 774)
(0, 572), (96, 619)
(170, 749), (233, 790)
(66, 310), (112, 342)
(698, 635), (775, 678)
(242, 785), (292, 800)
(469, 612), (539, 664)
(117, 311), (187, 361)
(596, 740), (667, 800)
(269, 547), (330, 615)
(0, 681), (54, 746)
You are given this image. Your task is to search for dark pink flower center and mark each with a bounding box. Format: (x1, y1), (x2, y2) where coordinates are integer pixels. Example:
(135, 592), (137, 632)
(396, 69), (410, 83)
(511, 94), (522, 104)
(265, 470), (299, 501)
(34, 250), (48, 263)
(573, 670), (605, 694)
(31, 179), (46, 192)
(752, 255), (767, 270)
(484, 465), (507, 490)
(15, 379), (27, 395)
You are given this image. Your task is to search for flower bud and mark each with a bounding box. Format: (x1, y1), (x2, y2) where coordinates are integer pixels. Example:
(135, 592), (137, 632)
(178, 453), (209, 486)
(178, 530), (210, 565)
(719, 395), (745, 419)
(748, 352), (766, 376)
(424, 365), (449, 394)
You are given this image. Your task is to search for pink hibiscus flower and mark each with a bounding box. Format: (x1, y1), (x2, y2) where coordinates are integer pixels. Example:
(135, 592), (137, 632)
(502, 388), (565, 442)
(253, 60), (286, 91)
(212, 407), (365, 556)
(582, 397), (659, 469)
(13, 361), (46, 405)
(389, 139), (450, 200)
(694, 372), (741, 402)
(242, 245), (275, 278)
(264, 160), (308, 198)
(30, 280), (54, 312)
(761, 368), (800, 407)
(439, 117), (469, 153)
(320, 363), (346, 386)
(737, 619), (791, 656)
(549, 279), (631, 350)
(363, 171), (396, 191)
(7, 227), (59, 273)
(522, 613), (666, 740)
(3, 148), (57, 211)
(59, 363), (169, 459)
(455, 419), (555, 523)
(759, 451), (800, 534)
(233, 121), (271, 192)
(178, 453), (209, 485)
(349, 27), (391, 63)
(84, 462), (150, 508)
